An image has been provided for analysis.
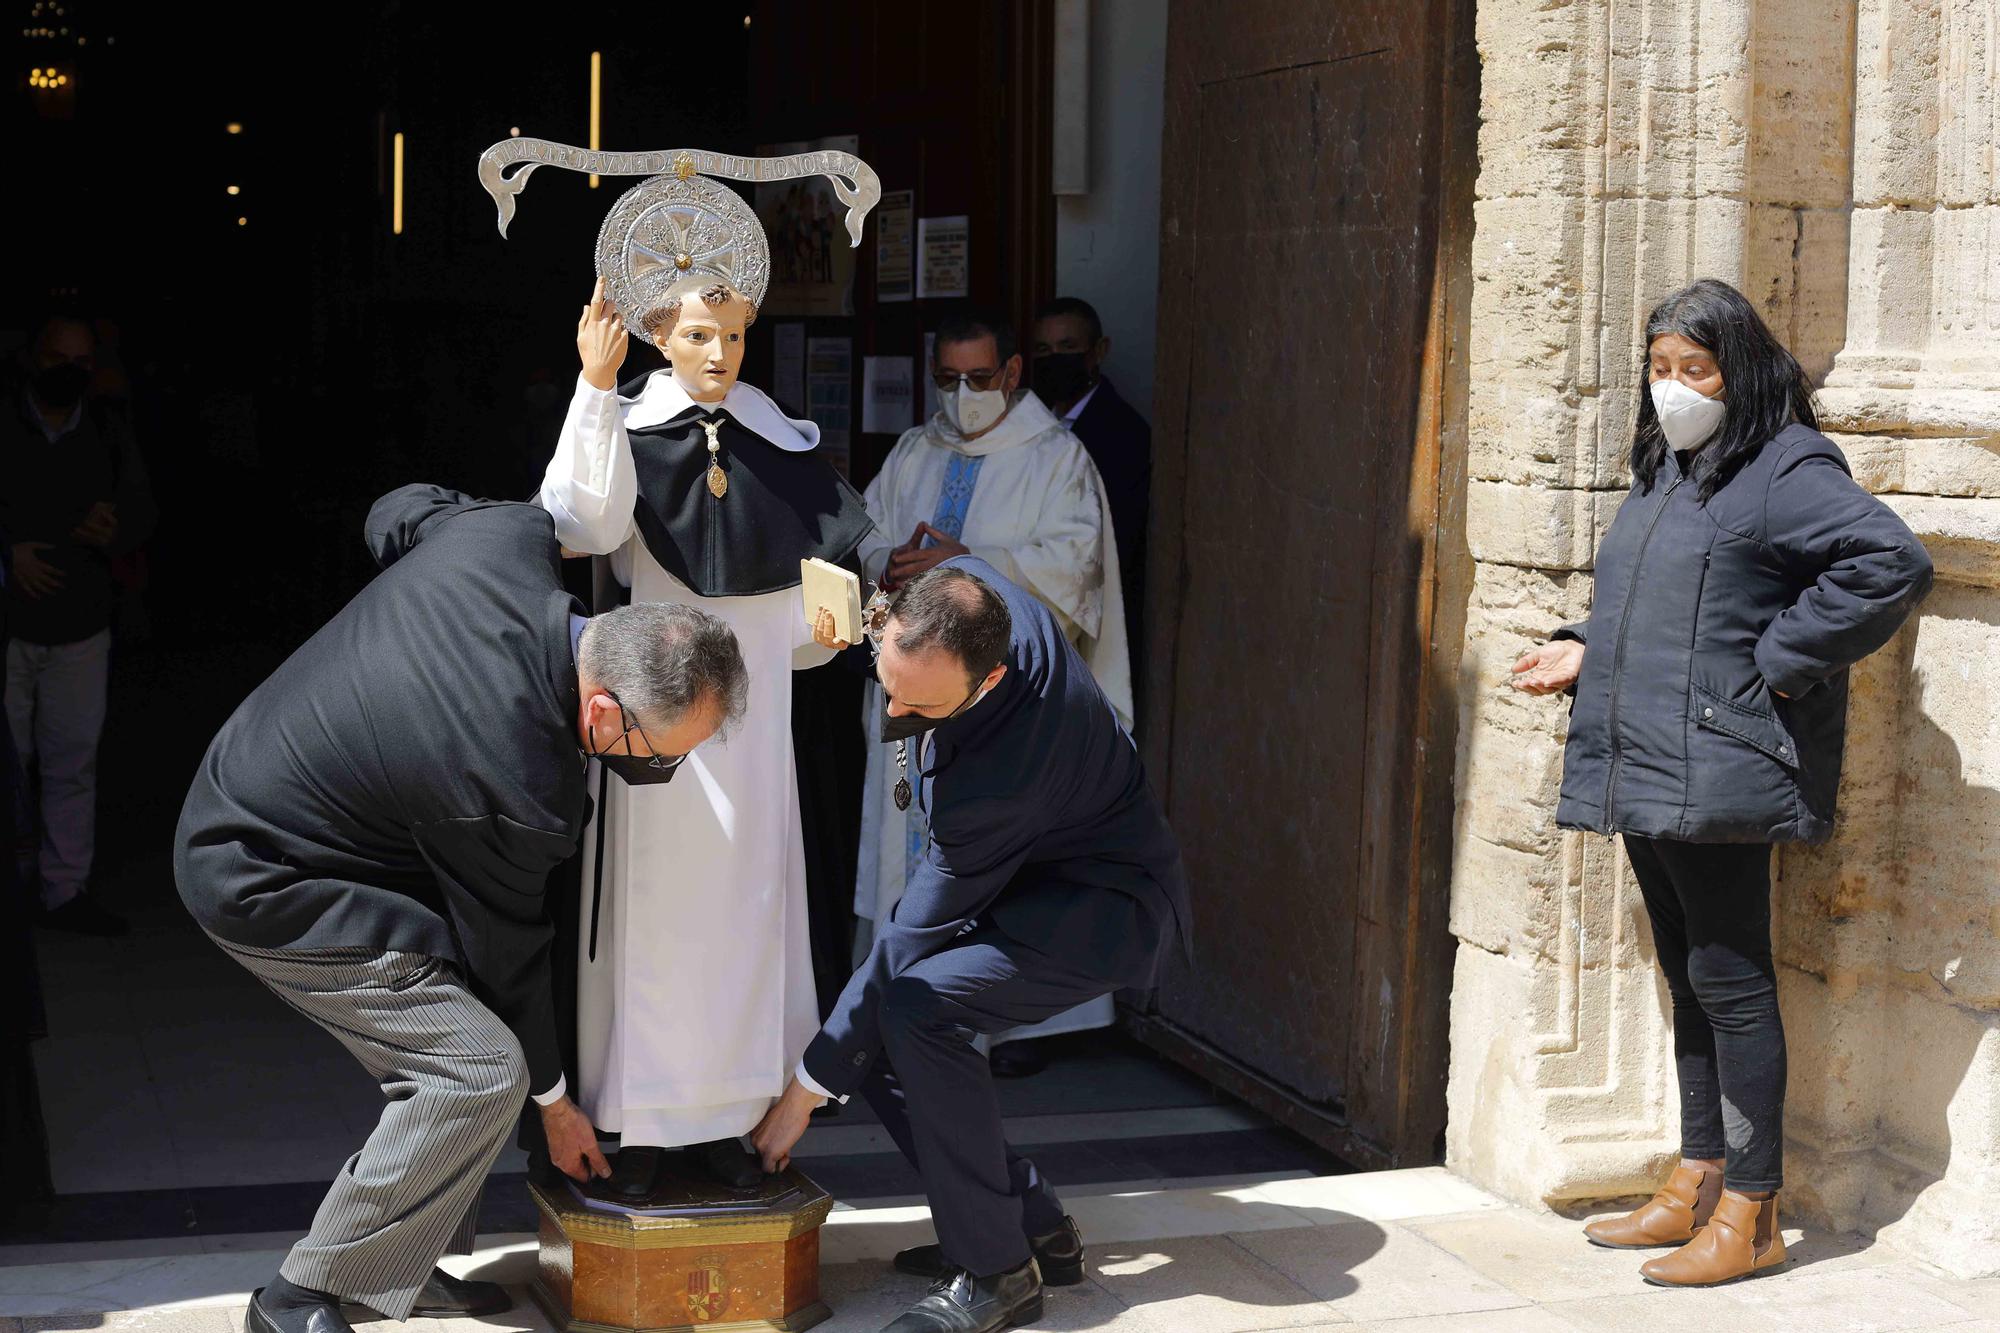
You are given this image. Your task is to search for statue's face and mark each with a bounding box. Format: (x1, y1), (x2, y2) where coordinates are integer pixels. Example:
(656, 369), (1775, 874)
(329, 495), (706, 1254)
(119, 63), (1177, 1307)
(655, 289), (749, 402)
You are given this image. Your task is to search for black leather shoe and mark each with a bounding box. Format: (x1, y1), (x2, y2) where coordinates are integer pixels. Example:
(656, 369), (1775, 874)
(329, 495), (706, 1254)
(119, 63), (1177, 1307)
(246, 1288), (355, 1333)
(896, 1217), (1083, 1287)
(409, 1267), (512, 1317)
(883, 1261), (1043, 1332)
(686, 1136), (765, 1189)
(988, 1041), (1049, 1078)
(609, 1144), (665, 1202)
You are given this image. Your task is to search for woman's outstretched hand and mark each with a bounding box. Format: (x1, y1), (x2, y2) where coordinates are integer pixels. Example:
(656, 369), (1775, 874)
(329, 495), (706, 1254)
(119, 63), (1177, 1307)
(1510, 640), (1586, 695)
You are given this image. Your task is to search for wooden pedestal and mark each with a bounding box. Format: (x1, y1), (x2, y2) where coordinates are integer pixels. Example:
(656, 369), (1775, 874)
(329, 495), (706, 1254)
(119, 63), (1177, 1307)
(529, 1170), (835, 1333)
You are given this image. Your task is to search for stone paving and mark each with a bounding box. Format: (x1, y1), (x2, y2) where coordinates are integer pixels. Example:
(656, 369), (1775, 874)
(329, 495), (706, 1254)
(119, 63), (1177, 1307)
(4, 1169), (1998, 1332)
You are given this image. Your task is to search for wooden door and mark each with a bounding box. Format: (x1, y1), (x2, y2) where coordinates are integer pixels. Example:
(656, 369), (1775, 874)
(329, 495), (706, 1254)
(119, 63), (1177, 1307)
(1134, 0), (1475, 1168)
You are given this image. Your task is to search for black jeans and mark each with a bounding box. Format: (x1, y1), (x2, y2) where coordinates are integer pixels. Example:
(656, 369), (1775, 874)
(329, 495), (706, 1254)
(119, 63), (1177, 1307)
(1623, 835), (1785, 1193)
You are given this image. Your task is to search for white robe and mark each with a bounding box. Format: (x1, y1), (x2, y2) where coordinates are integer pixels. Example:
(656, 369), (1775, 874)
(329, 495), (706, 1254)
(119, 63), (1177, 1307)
(854, 391), (1132, 1043)
(542, 370), (828, 1147)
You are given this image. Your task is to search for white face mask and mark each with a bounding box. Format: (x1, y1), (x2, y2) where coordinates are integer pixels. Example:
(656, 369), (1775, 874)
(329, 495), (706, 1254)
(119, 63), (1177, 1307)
(1649, 378), (1726, 453)
(943, 383), (1009, 438)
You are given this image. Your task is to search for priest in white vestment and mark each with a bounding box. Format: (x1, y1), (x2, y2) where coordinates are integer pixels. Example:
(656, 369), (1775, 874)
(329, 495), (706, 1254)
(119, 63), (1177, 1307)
(513, 143), (880, 1199)
(855, 308), (1132, 1064)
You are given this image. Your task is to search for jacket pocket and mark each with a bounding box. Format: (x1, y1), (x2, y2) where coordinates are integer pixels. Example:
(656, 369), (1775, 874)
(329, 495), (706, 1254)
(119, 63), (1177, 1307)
(1692, 682), (1799, 770)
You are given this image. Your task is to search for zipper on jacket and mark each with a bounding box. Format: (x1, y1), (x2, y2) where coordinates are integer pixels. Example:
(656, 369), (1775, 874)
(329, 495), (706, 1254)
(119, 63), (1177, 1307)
(1601, 474), (1685, 825)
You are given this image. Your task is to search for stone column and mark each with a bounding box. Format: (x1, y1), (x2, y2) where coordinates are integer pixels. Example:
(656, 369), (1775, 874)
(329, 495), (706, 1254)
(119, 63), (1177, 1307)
(1788, 0), (2000, 1279)
(1451, 0), (2000, 1278)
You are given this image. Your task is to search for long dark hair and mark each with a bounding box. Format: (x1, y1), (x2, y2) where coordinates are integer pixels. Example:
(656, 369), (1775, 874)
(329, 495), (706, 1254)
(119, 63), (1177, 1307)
(1632, 279), (1818, 501)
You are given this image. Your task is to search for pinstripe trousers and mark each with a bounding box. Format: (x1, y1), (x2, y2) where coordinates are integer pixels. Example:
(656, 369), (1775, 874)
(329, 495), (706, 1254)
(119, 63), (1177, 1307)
(212, 938), (529, 1321)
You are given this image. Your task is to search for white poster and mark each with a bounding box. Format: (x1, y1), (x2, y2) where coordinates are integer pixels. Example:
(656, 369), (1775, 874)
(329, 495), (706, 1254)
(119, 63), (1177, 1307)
(876, 189), (915, 304)
(917, 215), (970, 300)
(862, 356), (915, 435)
(922, 332), (939, 421)
(773, 323), (806, 416)
(806, 336), (853, 477)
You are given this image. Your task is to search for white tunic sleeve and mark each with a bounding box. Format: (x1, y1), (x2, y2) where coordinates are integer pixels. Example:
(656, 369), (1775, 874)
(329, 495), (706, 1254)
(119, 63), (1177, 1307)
(540, 373), (639, 555)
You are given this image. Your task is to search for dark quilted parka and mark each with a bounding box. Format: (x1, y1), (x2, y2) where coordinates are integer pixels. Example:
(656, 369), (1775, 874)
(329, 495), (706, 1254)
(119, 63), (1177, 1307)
(1556, 424), (1933, 844)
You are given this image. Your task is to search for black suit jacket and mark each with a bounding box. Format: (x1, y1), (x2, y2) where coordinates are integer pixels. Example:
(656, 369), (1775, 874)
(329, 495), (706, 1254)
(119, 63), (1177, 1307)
(803, 557), (1191, 1098)
(1068, 376), (1151, 639)
(174, 486), (587, 1090)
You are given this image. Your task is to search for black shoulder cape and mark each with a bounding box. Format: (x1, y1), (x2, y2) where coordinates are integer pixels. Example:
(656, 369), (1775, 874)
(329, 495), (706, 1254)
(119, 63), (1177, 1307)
(626, 407), (874, 597)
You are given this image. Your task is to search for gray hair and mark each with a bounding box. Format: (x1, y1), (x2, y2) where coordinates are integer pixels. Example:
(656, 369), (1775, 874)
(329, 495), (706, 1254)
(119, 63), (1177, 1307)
(578, 602), (749, 734)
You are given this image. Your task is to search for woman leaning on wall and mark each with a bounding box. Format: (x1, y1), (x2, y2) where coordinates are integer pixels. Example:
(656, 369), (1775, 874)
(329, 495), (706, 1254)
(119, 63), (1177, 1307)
(1510, 278), (1934, 1287)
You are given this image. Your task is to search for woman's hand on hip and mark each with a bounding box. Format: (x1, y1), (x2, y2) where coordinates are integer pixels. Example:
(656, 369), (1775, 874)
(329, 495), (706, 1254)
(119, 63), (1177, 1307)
(1510, 640), (1585, 695)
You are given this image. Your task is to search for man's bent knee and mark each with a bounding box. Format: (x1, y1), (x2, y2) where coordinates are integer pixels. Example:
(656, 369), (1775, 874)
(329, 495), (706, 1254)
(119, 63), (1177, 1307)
(879, 975), (973, 1045)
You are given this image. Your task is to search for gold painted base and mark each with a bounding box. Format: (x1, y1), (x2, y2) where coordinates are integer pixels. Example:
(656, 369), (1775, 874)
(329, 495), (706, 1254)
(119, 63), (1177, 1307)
(529, 1286), (831, 1333)
(529, 1174), (833, 1333)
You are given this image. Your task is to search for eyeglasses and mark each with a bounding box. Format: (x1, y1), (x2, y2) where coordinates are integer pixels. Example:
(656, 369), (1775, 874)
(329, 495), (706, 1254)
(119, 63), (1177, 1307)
(600, 692), (688, 774)
(931, 367), (1007, 392)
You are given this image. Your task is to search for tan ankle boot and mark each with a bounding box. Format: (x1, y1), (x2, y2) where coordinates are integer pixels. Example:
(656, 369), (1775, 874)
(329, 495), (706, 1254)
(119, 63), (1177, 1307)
(1583, 1164), (1722, 1249)
(1640, 1189), (1787, 1286)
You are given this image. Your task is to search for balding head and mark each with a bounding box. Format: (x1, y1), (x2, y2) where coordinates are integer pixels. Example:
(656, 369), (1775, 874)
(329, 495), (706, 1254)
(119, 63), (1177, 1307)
(877, 567), (1013, 721)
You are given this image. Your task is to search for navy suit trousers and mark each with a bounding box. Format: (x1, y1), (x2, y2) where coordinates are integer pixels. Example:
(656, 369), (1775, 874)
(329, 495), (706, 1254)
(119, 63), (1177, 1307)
(859, 924), (1114, 1277)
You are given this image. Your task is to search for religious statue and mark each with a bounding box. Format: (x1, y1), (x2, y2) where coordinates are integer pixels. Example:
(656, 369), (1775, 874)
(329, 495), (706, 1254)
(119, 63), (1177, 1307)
(480, 137), (879, 1200)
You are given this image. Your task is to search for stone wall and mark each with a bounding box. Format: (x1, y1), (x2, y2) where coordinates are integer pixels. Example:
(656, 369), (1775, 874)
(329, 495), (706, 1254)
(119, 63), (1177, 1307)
(1447, 0), (2000, 1276)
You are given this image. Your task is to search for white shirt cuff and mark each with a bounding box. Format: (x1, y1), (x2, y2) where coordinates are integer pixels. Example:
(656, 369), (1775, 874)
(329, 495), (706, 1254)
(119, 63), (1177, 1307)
(531, 1074), (568, 1107)
(795, 1060), (846, 1104)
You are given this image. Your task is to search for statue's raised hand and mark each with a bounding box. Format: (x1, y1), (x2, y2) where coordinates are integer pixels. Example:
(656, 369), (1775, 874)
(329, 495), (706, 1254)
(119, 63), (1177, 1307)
(577, 276), (628, 392)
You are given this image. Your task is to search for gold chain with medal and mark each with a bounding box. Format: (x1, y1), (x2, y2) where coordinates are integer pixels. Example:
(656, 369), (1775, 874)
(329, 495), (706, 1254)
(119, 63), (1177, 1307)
(701, 418), (727, 497)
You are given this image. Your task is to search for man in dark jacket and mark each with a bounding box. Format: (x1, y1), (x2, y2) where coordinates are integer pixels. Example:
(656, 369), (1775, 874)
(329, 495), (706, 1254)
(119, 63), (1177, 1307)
(1031, 298), (1151, 661)
(751, 558), (1190, 1333)
(3, 313), (157, 936)
(175, 485), (746, 1333)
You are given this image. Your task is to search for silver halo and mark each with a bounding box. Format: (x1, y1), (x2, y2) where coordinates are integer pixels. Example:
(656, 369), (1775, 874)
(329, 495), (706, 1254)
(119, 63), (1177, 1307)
(594, 175), (771, 338)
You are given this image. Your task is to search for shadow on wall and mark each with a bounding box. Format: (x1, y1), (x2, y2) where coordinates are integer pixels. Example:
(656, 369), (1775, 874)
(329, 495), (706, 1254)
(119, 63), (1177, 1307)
(1778, 587), (2000, 1274)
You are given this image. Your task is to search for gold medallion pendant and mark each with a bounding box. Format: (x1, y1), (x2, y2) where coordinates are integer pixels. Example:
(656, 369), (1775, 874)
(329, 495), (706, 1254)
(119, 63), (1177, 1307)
(701, 419), (728, 498)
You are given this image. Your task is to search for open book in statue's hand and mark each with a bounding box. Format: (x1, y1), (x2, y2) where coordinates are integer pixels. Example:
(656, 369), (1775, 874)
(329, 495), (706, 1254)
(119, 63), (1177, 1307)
(802, 557), (862, 647)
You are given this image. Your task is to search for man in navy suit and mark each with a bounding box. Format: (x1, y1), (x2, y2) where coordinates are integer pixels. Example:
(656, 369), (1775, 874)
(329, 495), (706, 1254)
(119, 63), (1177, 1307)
(752, 558), (1190, 1333)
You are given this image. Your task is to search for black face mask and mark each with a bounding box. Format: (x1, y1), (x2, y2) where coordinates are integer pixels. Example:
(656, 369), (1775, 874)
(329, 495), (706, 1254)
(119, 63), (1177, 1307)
(1032, 351), (1093, 405)
(586, 694), (686, 786)
(31, 363), (90, 411)
(880, 683), (984, 743)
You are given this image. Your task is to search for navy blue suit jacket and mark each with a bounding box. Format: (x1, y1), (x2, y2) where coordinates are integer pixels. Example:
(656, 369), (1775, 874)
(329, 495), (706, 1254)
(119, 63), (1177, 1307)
(803, 557), (1190, 1097)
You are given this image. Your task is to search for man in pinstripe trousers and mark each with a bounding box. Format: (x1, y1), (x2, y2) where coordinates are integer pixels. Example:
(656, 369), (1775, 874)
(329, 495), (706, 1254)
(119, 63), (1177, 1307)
(173, 486), (748, 1333)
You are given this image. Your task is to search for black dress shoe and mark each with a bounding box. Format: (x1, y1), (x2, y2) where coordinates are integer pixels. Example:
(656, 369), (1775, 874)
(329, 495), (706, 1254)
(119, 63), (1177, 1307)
(988, 1041), (1048, 1078)
(686, 1136), (766, 1188)
(409, 1267), (512, 1317)
(896, 1217), (1083, 1287)
(246, 1287), (355, 1333)
(609, 1144), (665, 1202)
(36, 893), (130, 937)
(883, 1261), (1043, 1332)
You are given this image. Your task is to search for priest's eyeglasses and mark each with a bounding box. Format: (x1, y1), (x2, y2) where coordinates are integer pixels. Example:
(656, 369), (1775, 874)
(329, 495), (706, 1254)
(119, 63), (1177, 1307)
(931, 367), (1007, 392)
